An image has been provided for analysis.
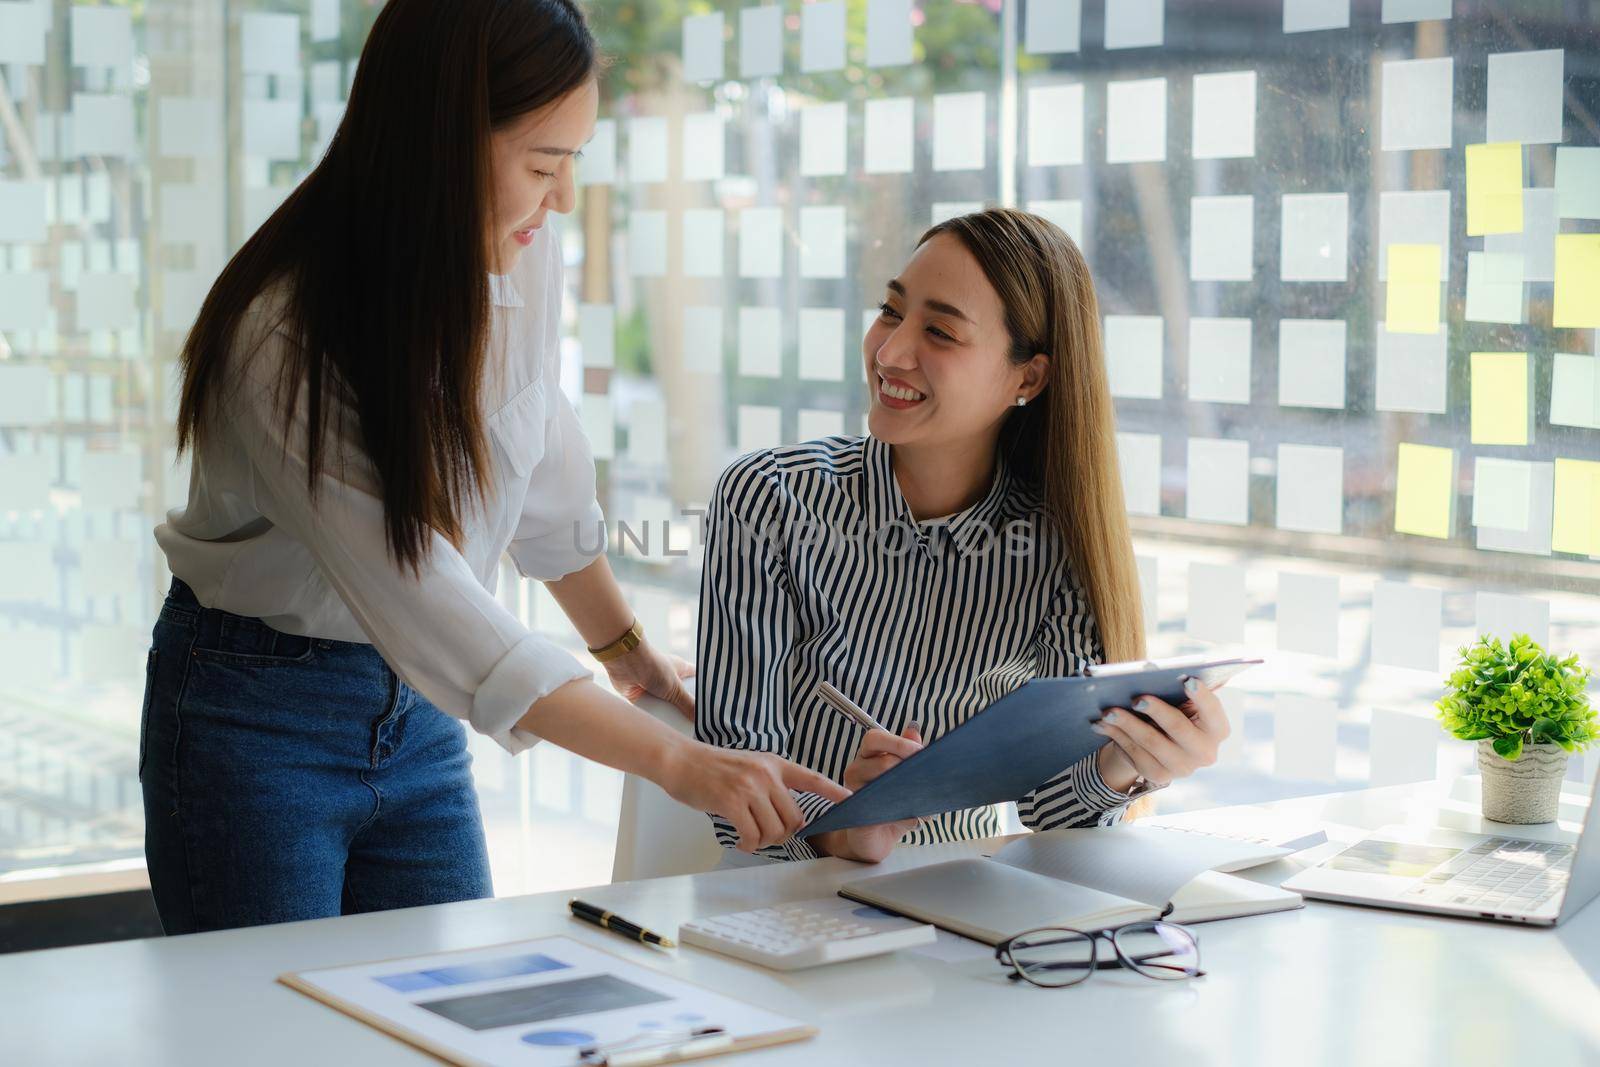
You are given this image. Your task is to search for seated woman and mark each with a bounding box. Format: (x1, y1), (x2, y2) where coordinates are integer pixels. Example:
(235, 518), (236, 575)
(696, 208), (1229, 863)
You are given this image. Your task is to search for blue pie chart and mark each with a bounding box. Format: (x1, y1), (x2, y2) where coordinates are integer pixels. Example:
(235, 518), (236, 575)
(521, 1029), (596, 1047)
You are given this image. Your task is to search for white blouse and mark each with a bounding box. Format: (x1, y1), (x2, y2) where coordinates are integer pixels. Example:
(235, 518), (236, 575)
(156, 224), (603, 753)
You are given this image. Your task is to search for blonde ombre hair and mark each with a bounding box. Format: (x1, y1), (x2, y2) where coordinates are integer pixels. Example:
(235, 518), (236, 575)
(919, 208), (1145, 664)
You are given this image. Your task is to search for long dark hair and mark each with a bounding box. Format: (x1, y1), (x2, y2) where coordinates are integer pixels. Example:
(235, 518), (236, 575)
(176, 0), (598, 571)
(920, 209), (1144, 661)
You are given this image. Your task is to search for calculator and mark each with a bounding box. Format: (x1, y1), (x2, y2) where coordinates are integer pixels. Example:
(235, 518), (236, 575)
(678, 900), (937, 971)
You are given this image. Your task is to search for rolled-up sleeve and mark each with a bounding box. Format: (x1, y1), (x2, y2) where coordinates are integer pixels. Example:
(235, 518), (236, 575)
(225, 328), (589, 754)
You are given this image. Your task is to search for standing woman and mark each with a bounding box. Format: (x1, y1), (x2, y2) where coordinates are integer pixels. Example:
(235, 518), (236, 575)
(143, 0), (845, 934)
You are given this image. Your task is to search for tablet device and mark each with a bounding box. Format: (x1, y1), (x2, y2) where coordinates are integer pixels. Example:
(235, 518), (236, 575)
(800, 657), (1261, 838)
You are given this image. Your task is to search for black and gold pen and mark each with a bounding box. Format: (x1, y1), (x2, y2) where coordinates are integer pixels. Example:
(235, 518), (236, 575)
(569, 898), (676, 948)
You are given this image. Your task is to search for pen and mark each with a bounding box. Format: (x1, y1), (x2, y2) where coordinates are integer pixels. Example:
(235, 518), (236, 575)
(815, 681), (889, 733)
(568, 898), (675, 948)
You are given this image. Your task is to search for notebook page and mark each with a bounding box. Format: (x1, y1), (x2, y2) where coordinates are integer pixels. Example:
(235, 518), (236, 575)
(991, 825), (1284, 906)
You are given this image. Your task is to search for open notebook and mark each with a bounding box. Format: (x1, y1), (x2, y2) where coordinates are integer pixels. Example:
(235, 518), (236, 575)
(839, 824), (1304, 945)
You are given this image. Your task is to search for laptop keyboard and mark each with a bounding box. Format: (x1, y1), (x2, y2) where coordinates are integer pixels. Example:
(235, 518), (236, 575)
(1401, 837), (1574, 913)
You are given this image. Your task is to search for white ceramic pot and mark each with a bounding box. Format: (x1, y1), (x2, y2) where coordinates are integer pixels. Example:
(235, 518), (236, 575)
(1477, 740), (1568, 824)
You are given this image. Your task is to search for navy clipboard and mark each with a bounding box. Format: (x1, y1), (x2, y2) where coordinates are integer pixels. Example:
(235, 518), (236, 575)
(800, 658), (1259, 838)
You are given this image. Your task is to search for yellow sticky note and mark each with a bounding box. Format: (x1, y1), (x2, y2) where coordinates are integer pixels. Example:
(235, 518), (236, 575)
(1552, 458), (1600, 557)
(1386, 244), (1441, 335)
(1470, 351), (1530, 446)
(1395, 442), (1455, 539)
(1554, 234), (1600, 329)
(1465, 142), (1524, 236)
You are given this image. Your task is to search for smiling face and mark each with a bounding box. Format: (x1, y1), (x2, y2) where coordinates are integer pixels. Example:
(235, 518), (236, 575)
(864, 232), (1049, 451)
(486, 77), (598, 273)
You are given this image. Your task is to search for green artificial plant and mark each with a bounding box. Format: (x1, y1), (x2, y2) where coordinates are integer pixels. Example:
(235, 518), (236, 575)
(1436, 633), (1600, 762)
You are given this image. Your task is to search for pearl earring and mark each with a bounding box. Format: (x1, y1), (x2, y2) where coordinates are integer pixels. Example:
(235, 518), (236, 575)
(1015, 395), (1027, 407)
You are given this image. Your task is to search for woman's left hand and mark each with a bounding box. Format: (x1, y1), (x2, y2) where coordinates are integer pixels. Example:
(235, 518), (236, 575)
(603, 641), (696, 720)
(1090, 678), (1229, 793)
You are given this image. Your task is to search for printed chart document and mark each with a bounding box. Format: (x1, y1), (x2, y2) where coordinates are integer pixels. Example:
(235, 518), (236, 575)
(840, 825), (1303, 945)
(281, 936), (813, 1066)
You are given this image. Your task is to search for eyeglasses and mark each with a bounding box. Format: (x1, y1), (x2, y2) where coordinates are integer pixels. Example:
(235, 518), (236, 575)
(995, 920), (1205, 988)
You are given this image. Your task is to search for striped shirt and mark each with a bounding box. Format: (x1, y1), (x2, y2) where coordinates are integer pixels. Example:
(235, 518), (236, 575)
(695, 434), (1135, 861)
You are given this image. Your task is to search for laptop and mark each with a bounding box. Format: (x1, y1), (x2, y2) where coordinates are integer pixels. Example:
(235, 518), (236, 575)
(1283, 769), (1600, 927)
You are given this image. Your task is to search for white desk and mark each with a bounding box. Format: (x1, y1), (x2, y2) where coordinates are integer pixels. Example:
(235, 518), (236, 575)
(5, 778), (1599, 1065)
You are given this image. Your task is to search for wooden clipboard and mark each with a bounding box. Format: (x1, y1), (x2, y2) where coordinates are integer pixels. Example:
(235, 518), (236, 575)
(278, 935), (817, 1066)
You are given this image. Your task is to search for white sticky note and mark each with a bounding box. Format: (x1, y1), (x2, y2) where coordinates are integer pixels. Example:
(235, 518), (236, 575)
(682, 12), (724, 84)
(1464, 251), (1525, 324)
(77, 272), (136, 331)
(71, 6), (133, 70)
(0, 543), (54, 603)
(312, 0), (339, 41)
(628, 117), (668, 184)
(311, 60), (342, 104)
(579, 304), (614, 369)
(682, 112), (725, 182)
(681, 306), (723, 375)
(1484, 188), (1557, 282)
(800, 102), (848, 177)
(243, 98), (301, 161)
(1377, 190), (1450, 280)
(1187, 317), (1252, 404)
(738, 306), (782, 378)
(1027, 84), (1084, 167)
(81, 538), (141, 598)
(933, 92), (986, 172)
(1550, 353), (1600, 429)
(1026, 0), (1081, 53)
(1276, 444), (1344, 535)
(241, 13), (299, 74)
(0, 451), (52, 511)
(0, 2), (47, 65)
(1105, 0), (1164, 49)
(682, 208), (725, 278)
(1104, 315), (1163, 399)
(798, 308), (845, 381)
(737, 405), (783, 453)
(932, 201), (983, 225)
(72, 93), (135, 157)
(1382, 0), (1451, 21)
(579, 119), (616, 185)
(801, 0), (846, 73)
(162, 270), (208, 328)
(1117, 432), (1162, 516)
(81, 447), (142, 511)
(1472, 457), (1533, 532)
(1278, 319), (1346, 409)
(739, 206), (784, 278)
(0, 363), (51, 423)
(1487, 49), (1564, 145)
(864, 97), (914, 175)
(158, 97), (223, 158)
(580, 394), (615, 461)
(798, 409), (846, 442)
(1277, 571), (1340, 658)
(1369, 709), (1442, 787)
(1106, 78), (1167, 163)
(799, 206), (846, 279)
(867, 0), (913, 67)
(1371, 580), (1442, 673)
(1280, 193), (1348, 282)
(1477, 461), (1554, 557)
(0, 271), (49, 332)
(627, 211), (667, 277)
(1136, 555), (1159, 636)
(1275, 696), (1338, 782)
(1186, 437), (1250, 526)
(1556, 148), (1600, 219)
(740, 6), (783, 78)
(0, 181), (47, 243)
(1190, 195), (1254, 281)
(1285, 0), (1350, 32)
(627, 400), (667, 464)
(1380, 58), (1453, 151)
(1374, 322), (1447, 413)
(1027, 199), (1084, 242)
(1187, 562), (1246, 644)
(1192, 71), (1256, 160)
(1475, 591), (1551, 648)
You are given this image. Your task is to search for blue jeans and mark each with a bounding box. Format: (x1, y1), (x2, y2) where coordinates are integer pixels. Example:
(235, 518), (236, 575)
(140, 580), (492, 934)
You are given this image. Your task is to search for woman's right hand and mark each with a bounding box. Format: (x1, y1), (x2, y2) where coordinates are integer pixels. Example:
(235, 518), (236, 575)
(658, 740), (853, 853)
(813, 724), (924, 863)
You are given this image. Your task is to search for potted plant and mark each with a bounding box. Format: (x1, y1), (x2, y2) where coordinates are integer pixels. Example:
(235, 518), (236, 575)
(1436, 633), (1600, 824)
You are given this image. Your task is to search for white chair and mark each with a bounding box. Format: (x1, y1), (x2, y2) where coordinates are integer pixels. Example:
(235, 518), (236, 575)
(610, 690), (724, 883)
